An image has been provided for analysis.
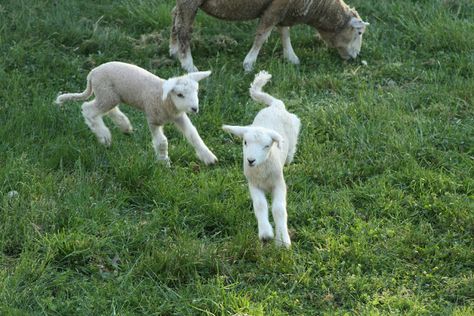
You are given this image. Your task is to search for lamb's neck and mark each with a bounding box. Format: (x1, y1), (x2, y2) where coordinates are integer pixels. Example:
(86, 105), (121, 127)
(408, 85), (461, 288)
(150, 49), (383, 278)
(146, 85), (181, 125)
(303, 0), (351, 33)
(161, 97), (181, 119)
(245, 151), (284, 192)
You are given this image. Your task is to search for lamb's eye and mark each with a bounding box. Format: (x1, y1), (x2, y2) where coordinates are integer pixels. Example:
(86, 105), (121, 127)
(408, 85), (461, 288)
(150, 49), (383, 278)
(244, 141), (247, 146)
(358, 32), (362, 35)
(264, 145), (270, 149)
(177, 93), (184, 98)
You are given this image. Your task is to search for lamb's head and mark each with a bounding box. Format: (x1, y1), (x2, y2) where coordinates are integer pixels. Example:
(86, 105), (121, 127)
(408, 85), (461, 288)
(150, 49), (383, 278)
(318, 10), (369, 60)
(223, 125), (282, 167)
(162, 71), (211, 114)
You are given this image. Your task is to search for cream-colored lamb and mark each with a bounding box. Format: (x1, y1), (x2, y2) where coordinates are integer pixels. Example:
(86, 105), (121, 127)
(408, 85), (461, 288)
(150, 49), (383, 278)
(223, 71), (301, 248)
(55, 61), (217, 166)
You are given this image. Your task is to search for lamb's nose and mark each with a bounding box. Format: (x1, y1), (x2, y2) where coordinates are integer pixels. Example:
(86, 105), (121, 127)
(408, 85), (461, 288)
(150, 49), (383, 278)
(191, 107), (198, 113)
(247, 158), (256, 166)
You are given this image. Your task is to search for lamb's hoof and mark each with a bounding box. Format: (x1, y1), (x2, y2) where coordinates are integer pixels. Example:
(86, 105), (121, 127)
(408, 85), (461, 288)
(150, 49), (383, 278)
(274, 238), (291, 249)
(199, 151), (218, 166)
(274, 232), (291, 249)
(98, 135), (112, 147)
(157, 157), (171, 168)
(259, 229), (274, 243)
(123, 127), (133, 135)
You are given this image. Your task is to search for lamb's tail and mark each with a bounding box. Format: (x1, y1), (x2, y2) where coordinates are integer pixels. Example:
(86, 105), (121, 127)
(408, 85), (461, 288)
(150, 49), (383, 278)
(55, 74), (93, 105)
(249, 70), (285, 109)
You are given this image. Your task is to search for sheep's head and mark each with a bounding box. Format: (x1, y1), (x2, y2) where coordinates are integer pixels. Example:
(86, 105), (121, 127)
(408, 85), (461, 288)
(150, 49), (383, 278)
(162, 71), (211, 114)
(222, 125), (282, 167)
(318, 10), (369, 60)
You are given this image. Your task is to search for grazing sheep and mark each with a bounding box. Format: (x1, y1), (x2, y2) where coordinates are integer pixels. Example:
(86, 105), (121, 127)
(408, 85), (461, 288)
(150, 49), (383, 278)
(170, 0), (369, 72)
(55, 61), (217, 166)
(223, 71), (301, 248)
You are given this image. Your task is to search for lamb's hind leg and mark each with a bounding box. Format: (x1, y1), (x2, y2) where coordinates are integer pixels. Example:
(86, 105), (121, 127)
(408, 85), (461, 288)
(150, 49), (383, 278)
(81, 100), (113, 147)
(107, 106), (133, 134)
(173, 1), (200, 72)
(148, 121), (170, 166)
(279, 26), (300, 65)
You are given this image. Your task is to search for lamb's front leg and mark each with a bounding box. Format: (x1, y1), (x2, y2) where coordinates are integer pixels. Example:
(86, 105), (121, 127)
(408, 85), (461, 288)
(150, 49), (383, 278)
(173, 114), (217, 165)
(148, 121), (170, 167)
(278, 26), (300, 65)
(271, 180), (291, 248)
(249, 184), (274, 242)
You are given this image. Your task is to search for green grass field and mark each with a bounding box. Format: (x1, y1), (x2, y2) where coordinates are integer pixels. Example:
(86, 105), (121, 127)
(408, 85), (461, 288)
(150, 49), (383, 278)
(1, 0), (473, 314)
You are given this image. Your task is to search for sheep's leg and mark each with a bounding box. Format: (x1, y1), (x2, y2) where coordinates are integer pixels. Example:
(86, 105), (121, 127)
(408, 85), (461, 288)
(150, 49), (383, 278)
(81, 100), (112, 147)
(169, 6), (179, 58)
(107, 106), (133, 134)
(249, 184), (274, 242)
(243, 1), (291, 72)
(243, 24), (273, 72)
(173, 114), (217, 165)
(148, 122), (170, 166)
(278, 26), (300, 65)
(271, 182), (291, 248)
(173, 1), (200, 72)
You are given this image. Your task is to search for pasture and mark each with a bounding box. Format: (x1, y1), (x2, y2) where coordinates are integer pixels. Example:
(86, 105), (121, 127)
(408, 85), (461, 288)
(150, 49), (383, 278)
(0, 0), (473, 314)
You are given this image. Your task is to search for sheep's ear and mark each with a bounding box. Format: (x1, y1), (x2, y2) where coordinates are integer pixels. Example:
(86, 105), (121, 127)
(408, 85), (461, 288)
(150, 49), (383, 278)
(222, 125), (248, 138)
(268, 130), (283, 149)
(162, 78), (177, 101)
(350, 17), (369, 29)
(187, 71), (212, 82)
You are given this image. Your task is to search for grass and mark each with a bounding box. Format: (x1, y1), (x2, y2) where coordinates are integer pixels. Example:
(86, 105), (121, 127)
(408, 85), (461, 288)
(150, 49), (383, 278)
(0, 0), (473, 314)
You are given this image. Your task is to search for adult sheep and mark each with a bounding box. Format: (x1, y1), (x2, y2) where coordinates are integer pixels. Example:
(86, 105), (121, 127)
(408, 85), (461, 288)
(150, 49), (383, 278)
(170, 0), (369, 72)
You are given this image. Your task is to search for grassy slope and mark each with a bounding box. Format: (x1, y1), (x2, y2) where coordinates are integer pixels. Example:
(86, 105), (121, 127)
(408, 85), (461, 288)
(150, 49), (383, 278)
(0, 0), (473, 314)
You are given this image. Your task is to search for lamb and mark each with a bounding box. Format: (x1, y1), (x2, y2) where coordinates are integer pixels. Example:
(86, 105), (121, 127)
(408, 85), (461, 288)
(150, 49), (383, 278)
(55, 61), (217, 166)
(170, 0), (369, 72)
(222, 71), (301, 248)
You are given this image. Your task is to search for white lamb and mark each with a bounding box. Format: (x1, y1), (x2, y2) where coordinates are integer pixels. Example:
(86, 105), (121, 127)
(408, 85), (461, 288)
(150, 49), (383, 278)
(223, 71), (301, 248)
(55, 61), (217, 166)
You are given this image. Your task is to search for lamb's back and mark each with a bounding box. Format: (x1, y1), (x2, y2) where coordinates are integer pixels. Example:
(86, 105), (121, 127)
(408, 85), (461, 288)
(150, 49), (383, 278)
(253, 106), (298, 164)
(90, 62), (162, 109)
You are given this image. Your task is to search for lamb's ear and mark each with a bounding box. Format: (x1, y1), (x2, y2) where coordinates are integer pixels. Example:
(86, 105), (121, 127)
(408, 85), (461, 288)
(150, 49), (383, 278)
(222, 125), (248, 138)
(187, 71), (212, 82)
(350, 17), (369, 29)
(268, 130), (283, 149)
(162, 78), (177, 101)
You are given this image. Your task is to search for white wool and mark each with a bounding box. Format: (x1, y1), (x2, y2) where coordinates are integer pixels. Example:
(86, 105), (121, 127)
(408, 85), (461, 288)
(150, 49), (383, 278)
(55, 61), (217, 166)
(223, 71), (301, 248)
